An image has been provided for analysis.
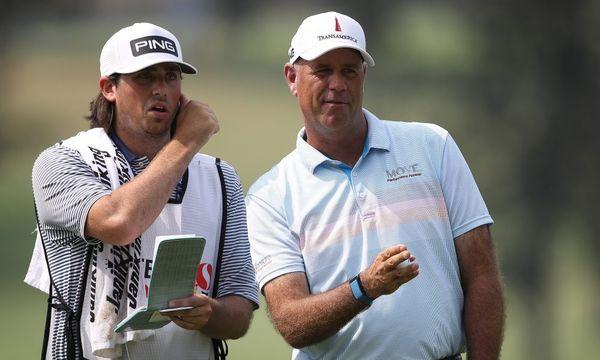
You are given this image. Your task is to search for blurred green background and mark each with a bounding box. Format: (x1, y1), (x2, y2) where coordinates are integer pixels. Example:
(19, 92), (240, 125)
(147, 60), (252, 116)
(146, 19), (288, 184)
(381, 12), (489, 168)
(2, 1), (599, 359)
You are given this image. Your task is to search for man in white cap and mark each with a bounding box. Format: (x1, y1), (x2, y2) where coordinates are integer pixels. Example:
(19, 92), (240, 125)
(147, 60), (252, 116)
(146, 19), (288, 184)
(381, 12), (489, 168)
(246, 11), (504, 359)
(26, 23), (258, 359)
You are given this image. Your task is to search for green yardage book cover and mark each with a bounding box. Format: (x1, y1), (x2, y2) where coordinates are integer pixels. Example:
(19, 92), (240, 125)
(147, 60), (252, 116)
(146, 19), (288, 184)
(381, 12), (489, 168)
(114, 235), (205, 333)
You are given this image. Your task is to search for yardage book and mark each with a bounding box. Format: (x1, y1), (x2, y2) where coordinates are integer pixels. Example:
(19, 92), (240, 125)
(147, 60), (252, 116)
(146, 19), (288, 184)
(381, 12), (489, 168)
(114, 234), (205, 333)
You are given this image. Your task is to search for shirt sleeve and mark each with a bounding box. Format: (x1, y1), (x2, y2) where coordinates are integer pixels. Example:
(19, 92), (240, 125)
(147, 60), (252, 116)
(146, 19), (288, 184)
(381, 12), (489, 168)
(246, 179), (306, 292)
(215, 161), (259, 308)
(32, 144), (111, 245)
(439, 134), (493, 238)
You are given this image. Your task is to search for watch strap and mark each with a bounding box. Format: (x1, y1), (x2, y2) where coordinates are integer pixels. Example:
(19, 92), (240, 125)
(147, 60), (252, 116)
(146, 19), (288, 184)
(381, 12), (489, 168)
(350, 274), (373, 305)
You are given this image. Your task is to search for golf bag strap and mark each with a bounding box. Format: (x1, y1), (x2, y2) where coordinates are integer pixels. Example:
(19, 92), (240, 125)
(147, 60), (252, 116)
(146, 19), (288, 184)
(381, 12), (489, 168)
(211, 158), (229, 360)
(41, 281), (52, 360)
(34, 201), (78, 360)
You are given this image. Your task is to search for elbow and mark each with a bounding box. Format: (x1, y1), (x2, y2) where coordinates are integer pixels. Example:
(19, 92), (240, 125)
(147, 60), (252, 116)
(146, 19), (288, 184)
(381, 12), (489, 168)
(225, 317), (250, 340)
(283, 333), (311, 350)
(92, 215), (141, 246)
(211, 313), (251, 340)
(272, 316), (312, 349)
(86, 196), (144, 246)
(228, 312), (253, 340)
(227, 327), (248, 340)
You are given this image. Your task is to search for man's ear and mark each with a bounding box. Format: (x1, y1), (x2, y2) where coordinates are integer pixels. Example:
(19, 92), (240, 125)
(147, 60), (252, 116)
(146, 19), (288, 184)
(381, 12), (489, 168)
(99, 76), (117, 102)
(283, 63), (298, 97)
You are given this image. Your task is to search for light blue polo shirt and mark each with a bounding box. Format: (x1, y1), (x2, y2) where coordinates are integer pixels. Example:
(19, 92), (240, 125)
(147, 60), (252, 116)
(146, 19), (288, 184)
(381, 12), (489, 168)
(246, 109), (493, 359)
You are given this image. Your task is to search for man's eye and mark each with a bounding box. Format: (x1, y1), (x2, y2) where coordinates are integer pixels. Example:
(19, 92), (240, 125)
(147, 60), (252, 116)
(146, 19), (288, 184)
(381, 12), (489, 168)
(344, 69), (358, 77)
(137, 73), (154, 81)
(166, 72), (179, 81)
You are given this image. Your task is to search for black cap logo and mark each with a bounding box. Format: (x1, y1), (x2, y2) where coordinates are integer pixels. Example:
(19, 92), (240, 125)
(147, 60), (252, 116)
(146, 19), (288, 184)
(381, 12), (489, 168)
(130, 36), (178, 57)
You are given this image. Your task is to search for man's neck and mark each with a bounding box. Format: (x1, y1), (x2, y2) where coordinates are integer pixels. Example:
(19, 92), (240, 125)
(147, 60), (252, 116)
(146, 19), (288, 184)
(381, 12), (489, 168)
(112, 128), (170, 160)
(305, 116), (368, 168)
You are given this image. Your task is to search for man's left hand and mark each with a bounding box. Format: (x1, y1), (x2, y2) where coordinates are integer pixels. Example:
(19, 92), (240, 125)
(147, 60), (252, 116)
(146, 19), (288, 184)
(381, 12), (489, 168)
(163, 294), (214, 330)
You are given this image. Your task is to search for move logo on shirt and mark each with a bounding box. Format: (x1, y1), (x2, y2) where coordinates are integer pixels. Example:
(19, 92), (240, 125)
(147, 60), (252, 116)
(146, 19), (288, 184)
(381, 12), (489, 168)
(386, 163), (422, 182)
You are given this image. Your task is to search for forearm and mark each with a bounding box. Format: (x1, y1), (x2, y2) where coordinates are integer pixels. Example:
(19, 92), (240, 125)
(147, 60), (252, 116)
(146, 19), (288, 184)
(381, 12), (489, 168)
(268, 278), (366, 349)
(455, 225), (505, 359)
(201, 295), (255, 339)
(463, 273), (505, 359)
(264, 246), (418, 349)
(85, 139), (197, 245)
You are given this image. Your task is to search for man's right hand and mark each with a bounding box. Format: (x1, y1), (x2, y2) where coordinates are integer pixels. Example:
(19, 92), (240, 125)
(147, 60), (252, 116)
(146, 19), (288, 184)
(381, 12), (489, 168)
(359, 244), (419, 300)
(172, 94), (220, 153)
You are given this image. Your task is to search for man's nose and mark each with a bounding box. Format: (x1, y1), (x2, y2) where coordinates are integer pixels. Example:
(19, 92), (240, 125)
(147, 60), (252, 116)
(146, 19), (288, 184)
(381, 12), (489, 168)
(328, 72), (347, 92)
(152, 77), (168, 96)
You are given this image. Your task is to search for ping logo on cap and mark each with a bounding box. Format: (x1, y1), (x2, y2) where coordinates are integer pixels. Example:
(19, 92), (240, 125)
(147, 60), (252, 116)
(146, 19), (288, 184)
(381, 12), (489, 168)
(130, 36), (178, 57)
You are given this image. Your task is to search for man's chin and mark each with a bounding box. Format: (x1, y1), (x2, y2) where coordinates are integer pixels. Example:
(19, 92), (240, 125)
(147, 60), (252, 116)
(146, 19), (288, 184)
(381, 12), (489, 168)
(143, 119), (174, 137)
(320, 109), (350, 124)
(147, 111), (175, 123)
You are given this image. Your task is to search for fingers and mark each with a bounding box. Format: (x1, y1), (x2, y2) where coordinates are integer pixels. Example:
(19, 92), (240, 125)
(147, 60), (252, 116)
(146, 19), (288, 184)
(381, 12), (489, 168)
(168, 312), (209, 330)
(376, 244), (407, 262)
(395, 259), (419, 278)
(165, 305), (210, 318)
(163, 294), (213, 330)
(361, 245), (419, 299)
(179, 93), (190, 108)
(384, 250), (412, 271)
(165, 305), (212, 328)
(172, 98), (220, 151)
(168, 293), (210, 308)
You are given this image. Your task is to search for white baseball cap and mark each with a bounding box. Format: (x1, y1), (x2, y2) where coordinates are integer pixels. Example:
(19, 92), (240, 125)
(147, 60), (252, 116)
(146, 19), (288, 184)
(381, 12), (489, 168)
(100, 22), (197, 77)
(288, 12), (375, 66)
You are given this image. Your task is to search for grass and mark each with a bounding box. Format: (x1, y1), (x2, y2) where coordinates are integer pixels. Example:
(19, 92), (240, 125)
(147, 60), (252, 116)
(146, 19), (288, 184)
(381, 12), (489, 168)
(3, 286), (290, 359)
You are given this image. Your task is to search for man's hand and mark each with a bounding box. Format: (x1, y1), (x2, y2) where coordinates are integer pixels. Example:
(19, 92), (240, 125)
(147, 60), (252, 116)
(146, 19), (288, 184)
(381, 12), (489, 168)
(172, 94), (220, 153)
(162, 294), (255, 338)
(163, 294), (214, 331)
(360, 244), (419, 299)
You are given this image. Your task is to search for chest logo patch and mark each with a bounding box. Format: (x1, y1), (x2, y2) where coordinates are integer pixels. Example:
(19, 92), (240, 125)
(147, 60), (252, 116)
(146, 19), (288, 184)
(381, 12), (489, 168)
(386, 163), (422, 182)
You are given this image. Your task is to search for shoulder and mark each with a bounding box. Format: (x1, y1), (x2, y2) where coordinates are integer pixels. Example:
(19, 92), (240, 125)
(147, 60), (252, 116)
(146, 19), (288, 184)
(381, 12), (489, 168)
(365, 108), (449, 145)
(247, 150), (298, 201)
(383, 119), (449, 141)
(191, 153), (236, 172)
(381, 121), (450, 156)
(191, 152), (217, 167)
(218, 159), (240, 181)
(33, 143), (88, 174)
(59, 128), (112, 153)
(191, 155), (243, 203)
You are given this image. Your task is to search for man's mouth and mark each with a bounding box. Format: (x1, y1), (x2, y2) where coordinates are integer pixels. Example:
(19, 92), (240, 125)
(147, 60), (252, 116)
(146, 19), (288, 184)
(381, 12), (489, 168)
(150, 105), (167, 113)
(324, 100), (348, 105)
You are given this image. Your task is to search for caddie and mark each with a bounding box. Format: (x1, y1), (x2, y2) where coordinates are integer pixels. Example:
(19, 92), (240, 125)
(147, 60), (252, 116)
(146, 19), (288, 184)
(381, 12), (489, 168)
(25, 22), (258, 360)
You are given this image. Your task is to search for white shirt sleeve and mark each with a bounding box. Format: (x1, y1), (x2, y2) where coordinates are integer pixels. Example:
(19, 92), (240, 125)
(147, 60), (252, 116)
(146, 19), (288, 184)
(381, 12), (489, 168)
(439, 134), (493, 238)
(246, 190), (306, 291)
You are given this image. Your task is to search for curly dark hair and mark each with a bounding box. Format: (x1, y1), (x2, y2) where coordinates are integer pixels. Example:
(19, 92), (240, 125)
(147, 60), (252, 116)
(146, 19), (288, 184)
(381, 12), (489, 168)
(85, 74), (121, 132)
